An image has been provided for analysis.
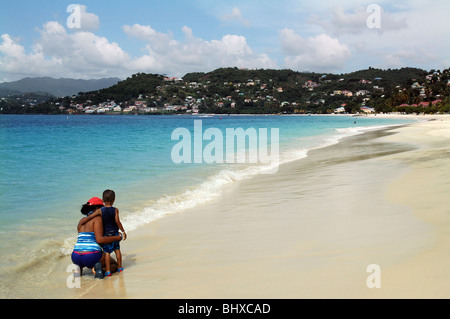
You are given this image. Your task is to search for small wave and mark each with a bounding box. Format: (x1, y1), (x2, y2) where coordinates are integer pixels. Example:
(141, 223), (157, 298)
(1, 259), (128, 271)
(121, 148), (309, 232)
(335, 123), (406, 136)
(1, 238), (68, 285)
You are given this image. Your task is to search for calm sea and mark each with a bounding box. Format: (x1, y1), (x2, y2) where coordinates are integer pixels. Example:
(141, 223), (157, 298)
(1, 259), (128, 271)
(0, 114), (415, 296)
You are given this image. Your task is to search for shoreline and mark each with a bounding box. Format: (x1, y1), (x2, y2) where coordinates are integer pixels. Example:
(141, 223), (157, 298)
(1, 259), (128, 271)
(78, 115), (450, 299)
(1, 112), (446, 119)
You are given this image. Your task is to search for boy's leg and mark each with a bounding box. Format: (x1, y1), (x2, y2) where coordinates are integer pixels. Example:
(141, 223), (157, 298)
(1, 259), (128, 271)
(115, 249), (122, 269)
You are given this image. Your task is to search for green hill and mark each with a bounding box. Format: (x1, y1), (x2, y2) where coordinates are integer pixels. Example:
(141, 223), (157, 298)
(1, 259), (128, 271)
(183, 68), (310, 84)
(75, 73), (164, 104)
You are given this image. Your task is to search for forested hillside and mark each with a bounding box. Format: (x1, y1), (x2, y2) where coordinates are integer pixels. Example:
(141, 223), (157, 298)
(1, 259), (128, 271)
(1, 67), (448, 115)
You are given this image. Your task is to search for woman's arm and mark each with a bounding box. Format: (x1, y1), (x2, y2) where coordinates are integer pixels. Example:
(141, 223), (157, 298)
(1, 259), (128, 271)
(77, 209), (101, 232)
(93, 216), (122, 244)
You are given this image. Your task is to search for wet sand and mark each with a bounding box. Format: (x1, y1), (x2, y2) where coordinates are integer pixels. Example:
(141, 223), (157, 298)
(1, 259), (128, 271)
(81, 115), (450, 299)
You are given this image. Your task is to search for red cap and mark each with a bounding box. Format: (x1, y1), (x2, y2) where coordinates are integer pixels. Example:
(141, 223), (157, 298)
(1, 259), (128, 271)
(87, 197), (104, 206)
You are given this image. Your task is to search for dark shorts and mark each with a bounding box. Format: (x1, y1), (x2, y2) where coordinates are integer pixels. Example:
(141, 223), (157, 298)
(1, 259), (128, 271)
(71, 250), (102, 269)
(101, 234), (120, 253)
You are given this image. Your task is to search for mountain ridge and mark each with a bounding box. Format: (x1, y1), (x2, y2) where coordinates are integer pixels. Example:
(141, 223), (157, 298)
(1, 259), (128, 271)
(0, 76), (121, 97)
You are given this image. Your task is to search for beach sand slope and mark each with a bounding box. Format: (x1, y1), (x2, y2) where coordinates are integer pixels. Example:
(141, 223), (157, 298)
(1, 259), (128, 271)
(82, 116), (450, 299)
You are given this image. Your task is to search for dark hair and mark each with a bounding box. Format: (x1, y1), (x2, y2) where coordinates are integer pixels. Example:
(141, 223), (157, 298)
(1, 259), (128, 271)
(102, 189), (115, 204)
(81, 203), (103, 216)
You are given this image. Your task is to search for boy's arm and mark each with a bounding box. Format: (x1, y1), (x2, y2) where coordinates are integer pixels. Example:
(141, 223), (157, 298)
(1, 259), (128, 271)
(115, 208), (127, 240)
(77, 209), (101, 231)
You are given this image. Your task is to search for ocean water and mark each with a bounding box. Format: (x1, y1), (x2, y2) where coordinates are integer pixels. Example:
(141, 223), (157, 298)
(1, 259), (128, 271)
(0, 114), (415, 297)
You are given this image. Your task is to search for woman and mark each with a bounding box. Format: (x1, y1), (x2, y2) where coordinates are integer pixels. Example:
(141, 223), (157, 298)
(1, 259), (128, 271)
(71, 197), (123, 279)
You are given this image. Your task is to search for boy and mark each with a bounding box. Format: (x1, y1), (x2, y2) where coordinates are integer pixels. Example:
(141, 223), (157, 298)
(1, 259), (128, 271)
(101, 189), (126, 276)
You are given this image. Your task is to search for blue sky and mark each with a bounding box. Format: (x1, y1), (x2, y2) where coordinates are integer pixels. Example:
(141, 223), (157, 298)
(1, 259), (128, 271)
(0, 0), (449, 81)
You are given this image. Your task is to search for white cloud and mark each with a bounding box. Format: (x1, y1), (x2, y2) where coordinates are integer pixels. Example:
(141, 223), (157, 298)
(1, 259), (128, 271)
(0, 21), (130, 81)
(123, 24), (277, 76)
(310, 5), (407, 36)
(302, 1), (449, 72)
(0, 20), (277, 82)
(122, 24), (172, 44)
(39, 22), (129, 70)
(78, 5), (100, 32)
(0, 34), (62, 82)
(221, 7), (250, 27)
(381, 48), (437, 69)
(66, 4), (100, 32)
(0, 34), (25, 58)
(280, 29), (351, 72)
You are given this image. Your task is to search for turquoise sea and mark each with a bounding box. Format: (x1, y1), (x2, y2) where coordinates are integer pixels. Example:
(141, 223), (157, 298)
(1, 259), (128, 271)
(0, 114), (416, 296)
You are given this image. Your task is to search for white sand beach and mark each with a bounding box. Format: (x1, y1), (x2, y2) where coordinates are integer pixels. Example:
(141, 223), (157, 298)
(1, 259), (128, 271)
(79, 115), (450, 299)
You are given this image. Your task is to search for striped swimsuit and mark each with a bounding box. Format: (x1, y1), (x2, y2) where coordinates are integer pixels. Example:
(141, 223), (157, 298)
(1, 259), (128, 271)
(71, 232), (102, 269)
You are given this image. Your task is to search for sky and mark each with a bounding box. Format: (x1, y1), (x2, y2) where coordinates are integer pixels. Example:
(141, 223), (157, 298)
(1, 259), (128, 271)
(0, 0), (449, 82)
